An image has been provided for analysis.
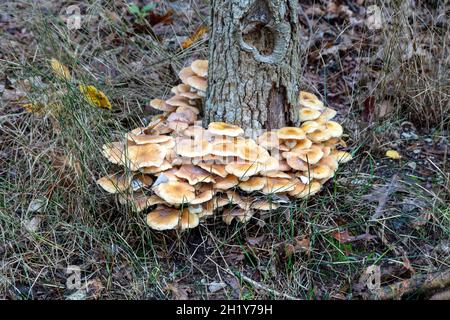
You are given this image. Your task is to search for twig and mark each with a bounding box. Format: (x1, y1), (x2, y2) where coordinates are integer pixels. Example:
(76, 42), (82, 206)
(363, 269), (450, 300)
(205, 256), (300, 300)
(233, 271), (300, 300)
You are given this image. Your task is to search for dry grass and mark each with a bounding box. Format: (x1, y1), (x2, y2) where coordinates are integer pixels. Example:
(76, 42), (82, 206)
(0, 0), (448, 300)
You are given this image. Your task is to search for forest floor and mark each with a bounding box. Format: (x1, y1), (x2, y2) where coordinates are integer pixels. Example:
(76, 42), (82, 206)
(0, 0), (449, 300)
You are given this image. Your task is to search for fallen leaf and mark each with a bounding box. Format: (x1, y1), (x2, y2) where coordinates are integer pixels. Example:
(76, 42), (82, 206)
(85, 278), (104, 299)
(66, 290), (86, 300)
(363, 96), (375, 122)
(246, 235), (265, 246)
(386, 150), (402, 159)
(181, 25), (208, 49)
(295, 236), (311, 252)
(50, 58), (71, 80)
(147, 9), (173, 26)
(27, 197), (48, 213)
(332, 229), (376, 244)
(165, 283), (190, 300)
(413, 211), (432, 227)
(23, 216), (42, 233)
(208, 282), (227, 293)
(78, 85), (112, 110)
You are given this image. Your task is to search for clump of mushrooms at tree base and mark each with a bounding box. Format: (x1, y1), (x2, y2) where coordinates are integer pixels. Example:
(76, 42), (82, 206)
(97, 59), (353, 231)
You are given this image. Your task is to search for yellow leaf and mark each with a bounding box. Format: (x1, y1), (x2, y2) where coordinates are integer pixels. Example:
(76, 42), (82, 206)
(181, 25), (208, 49)
(50, 58), (72, 80)
(79, 85), (112, 110)
(22, 102), (62, 115)
(386, 150), (402, 159)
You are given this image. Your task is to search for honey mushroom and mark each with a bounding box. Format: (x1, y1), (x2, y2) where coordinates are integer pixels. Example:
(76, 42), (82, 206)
(96, 59), (353, 231)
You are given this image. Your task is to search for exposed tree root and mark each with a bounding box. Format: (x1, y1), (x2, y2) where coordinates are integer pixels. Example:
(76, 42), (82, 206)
(362, 269), (450, 300)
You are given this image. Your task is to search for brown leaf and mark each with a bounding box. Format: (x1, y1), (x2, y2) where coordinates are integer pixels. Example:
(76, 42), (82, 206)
(363, 96), (375, 122)
(165, 283), (190, 300)
(85, 278), (104, 299)
(413, 212), (431, 228)
(181, 25), (208, 49)
(294, 236), (311, 253)
(147, 9), (173, 26)
(246, 235), (265, 246)
(332, 229), (376, 244)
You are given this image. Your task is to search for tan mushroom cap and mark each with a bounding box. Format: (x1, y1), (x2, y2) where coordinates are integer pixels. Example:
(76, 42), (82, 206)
(211, 142), (239, 157)
(127, 134), (172, 145)
(304, 164), (333, 179)
(197, 162), (228, 178)
(191, 59), (208, 77)
(118, 192), (154, 213)
(175, 138), (211, 158)
(179, 208), (200, 230)
(239, 177), (266, 192)
(318, 107), (337, 121)
(222, 208), (253, 224)
(226, 191), (251, 210)
(123, 143), (167, 170)
(176, 105), (200, 115)
(318, 155), (339, 171)
(284, 153), (310, 171)
(213, 175), (239, 190)
(225, 162), (262, 180)
(288, 180), (322, 198)
(300, 120), (322, 133)
(277, 127), (306, 140)
(284, 139), (298, 149)
(200, 154), (236, 164)
(132, 173), (153, 190)
(97, 173), (132, 193)
(166, 96), (192, 108)
(331, 150), (353, 163)
(155, 168), (180, 182)
(299, 91), (324, 110)
(294, 145), (324, 165)
(186, 76), (207, 92)
(180, 91), (201, 100)
(299, 108), (321, 121)
(208, 122), (244, 137)
(150, 98), (177, 112)
(308, 127), (332, 143)
(259, 156), (281, 172)
(153, 121), (173, 135)
(102, 141), (126, 164)
(168, 120), (190, 132)
(203, 196), (230, 214)
(235, 140), (270, 163)
(261, 178), (295, 194)
(146, 207), (181, 230)
(251, 200), (280, 211)
(257, 131), (280, 150)
(167, 110), (196, 124)
(183, 125), (208, 138)
(289, 139), (313, 152)
(175, 165), (215, 185)
(179, 66), (196, 84)
(147, 195), (168, 206)
(191, 189), (215, 205)
(324, 121), (343, 138)
(153, 181), (196, 204)
(262, 171), (292, 179)
(177, 84), (191, 93)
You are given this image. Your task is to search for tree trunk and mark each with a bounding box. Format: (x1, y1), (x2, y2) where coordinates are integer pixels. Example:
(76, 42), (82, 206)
(204, 0), (301, 135)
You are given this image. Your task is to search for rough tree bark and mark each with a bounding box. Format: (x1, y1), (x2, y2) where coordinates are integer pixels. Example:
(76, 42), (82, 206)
(204, 0), (301, 134)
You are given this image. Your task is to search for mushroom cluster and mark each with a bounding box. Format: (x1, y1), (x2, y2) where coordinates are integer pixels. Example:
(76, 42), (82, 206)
(97, 60), (353, 231)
